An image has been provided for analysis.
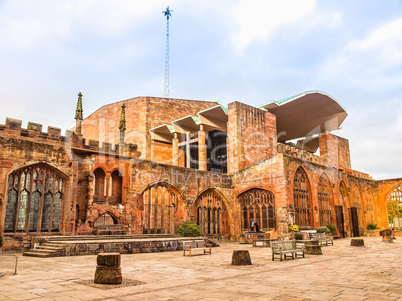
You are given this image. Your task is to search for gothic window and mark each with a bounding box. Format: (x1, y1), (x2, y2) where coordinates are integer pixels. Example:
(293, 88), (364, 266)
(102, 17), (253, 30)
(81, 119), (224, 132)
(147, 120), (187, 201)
(4, 164), (65, 233)
(94, 212), (116, 227)
(293, 167), (311, 227)
(318, 175), (332, 226)
(110, 170), (123, 203)
(386, 185), (402, 227)
(94, 168), (106, 202)
(142, 184), (178, 234)
(194, 190), (227, 235)
(238, 189), (275, 231)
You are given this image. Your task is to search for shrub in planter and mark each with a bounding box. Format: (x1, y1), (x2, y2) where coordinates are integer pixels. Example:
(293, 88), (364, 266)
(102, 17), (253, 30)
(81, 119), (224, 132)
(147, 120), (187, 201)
(177, 221), (202, 237)
(325, 224), (337, 236)
(294, 232), (304, 240)
(366, 223), (379, 230)
(316, 226), (331, 234)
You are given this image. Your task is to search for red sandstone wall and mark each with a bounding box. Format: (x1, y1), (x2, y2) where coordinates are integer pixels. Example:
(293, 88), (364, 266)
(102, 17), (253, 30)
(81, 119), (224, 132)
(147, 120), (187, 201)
(319, 132), (351, 169)
(227, 102), (277, 173)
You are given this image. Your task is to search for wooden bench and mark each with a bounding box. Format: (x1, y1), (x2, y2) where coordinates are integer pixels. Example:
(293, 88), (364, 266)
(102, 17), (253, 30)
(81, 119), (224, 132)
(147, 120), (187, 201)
(271, 240), (305, 261)
(183, 240), (212, 256)
(312, 233), (333, 246)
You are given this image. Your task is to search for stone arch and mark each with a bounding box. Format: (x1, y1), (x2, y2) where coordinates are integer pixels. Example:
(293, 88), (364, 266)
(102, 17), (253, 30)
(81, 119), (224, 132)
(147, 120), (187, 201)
(237, 188), (275, 231)
(350, 185), (364, 237)
(336, 181), (350, 238)
(94, 211), (118, 227)
(191, 188), (230, 236)
(110, 169), (123, 203)
(386, 184), (402, 227)
(318, 173), (333, 226)
(93, 168), (106, 202)
(4, 162), (67, 233)
(139, 182), (185, 234)
(292, 167), (313, 227)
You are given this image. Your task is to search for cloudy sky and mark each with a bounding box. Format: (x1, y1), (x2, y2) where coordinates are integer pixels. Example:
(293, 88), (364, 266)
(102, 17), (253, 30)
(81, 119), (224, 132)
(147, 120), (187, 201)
(0, 0), (401, 180)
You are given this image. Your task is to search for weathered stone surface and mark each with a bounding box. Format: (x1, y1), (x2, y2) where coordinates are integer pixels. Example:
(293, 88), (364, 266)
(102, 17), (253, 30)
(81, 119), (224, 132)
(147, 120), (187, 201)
(94, 253), (122, 284)
(382, 236), (393, 243)
(97, 253), (121, 266)
(231, 250), (252, 265)
(305, 245), (322, 255)
(350, 239), (364, 246)
(379, 229), (392, 236)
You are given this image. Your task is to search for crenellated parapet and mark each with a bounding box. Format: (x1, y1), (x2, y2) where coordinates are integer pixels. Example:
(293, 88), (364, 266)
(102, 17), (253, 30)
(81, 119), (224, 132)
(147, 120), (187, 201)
(0, 117), (139, 159)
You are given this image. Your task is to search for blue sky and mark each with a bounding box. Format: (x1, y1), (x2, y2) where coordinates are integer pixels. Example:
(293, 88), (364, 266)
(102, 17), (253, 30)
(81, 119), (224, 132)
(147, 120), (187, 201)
(0, 0), (402, 180)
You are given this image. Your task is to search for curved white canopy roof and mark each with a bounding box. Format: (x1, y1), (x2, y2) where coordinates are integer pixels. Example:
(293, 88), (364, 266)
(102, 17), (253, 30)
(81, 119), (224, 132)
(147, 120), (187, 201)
(259, 91), (347, 142)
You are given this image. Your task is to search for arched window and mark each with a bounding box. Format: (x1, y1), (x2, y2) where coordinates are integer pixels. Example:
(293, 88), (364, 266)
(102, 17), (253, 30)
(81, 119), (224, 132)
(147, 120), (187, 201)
(94, 212), (117, 227)
(110, 170), (122, 203)
(238, 189), (275, 231)
(293, 168), (311, 227)
(142, 183), (180, 234)
(318, 175), (332, 226)
(94, 168), (106, 202)
(386, 185), (402, 227)
(4, 164), (65, 233)
(193, 189), (227, 235)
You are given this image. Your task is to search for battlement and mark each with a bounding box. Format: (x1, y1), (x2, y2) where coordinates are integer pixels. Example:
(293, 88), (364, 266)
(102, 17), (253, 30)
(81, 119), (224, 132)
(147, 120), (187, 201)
(0, 117), (63, 140)
(0, 118), (138, 158)
(278, 142), (327, 166)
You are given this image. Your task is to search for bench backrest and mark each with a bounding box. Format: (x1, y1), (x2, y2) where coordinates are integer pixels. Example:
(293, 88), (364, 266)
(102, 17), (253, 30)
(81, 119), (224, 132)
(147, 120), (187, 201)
(271, 240), (296, 251)
(183, 240), (205, 248)
(312, 233), (326, 241)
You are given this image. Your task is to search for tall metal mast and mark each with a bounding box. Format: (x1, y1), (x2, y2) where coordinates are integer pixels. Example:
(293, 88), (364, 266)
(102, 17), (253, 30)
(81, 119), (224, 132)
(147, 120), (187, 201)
(163, 6), (173, 98)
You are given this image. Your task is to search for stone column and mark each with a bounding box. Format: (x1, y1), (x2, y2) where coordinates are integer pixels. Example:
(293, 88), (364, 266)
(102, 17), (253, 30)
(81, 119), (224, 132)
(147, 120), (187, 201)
(198, 127), (207, 171)
(186, 131), (191, 168)
(172, 133), (179, 166)
(94, 253), (122, 284)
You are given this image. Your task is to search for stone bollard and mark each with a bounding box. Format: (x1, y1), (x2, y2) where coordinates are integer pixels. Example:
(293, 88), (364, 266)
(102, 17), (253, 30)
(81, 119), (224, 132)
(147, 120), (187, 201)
(350, 239), (364, 246)
(94, 253), (122, 284)
(379, 229), (393, 243)
(231, 250), (252, 265)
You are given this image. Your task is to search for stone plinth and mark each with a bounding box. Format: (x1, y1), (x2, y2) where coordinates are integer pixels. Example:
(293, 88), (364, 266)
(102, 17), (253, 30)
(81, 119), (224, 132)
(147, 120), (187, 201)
(252, 239), (277, 247)
(382, 236), (393, 243)
(295, 240), (321, 255)
(94, 253), (122, 284)
(242, 232), (270, 244)
(232, 250), (252, 265)
(350, 239), (364, 247)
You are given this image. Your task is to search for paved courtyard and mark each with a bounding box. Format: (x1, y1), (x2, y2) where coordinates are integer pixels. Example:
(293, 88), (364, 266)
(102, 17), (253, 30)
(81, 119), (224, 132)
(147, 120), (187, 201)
(0, 236), (401, 301)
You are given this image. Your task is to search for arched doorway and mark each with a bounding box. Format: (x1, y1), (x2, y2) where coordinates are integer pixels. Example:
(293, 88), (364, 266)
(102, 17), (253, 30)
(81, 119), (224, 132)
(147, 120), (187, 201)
(386, 184), (402, 227)
(192, 189), (229, 236)
(336, 182), (349, 238)
(293, 167), (312, 227)
(350, 186), (363, 237)
(318, 174), (333, 226)
(141, 183), (183, 234)
(238, 188), (275, 232)
(4, 164), (66, 233)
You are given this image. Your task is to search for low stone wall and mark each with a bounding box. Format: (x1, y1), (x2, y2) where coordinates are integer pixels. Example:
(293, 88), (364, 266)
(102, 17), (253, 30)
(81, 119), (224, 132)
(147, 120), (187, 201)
(57, 237), (206, 256)
(1, 233), (31, 252)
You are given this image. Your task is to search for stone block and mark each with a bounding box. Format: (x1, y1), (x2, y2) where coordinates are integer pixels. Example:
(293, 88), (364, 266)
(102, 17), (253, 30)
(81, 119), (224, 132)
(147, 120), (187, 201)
(27, 122), (42, 132)
(231, 250), (252, 265)
(47, 126), (61, 139)
(350, 239), (364, 246)
(6, 118), (22, 130)
(97, 253), (121, 266)
(94, 253), (122, 284)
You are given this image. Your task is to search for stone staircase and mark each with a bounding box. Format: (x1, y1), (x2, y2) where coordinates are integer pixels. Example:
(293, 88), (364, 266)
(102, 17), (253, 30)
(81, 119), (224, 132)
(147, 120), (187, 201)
(23, 242), (68, 257)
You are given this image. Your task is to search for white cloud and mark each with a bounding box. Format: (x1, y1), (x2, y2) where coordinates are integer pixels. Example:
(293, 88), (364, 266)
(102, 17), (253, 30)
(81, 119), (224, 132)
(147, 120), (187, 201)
(231, 0), (316, 53)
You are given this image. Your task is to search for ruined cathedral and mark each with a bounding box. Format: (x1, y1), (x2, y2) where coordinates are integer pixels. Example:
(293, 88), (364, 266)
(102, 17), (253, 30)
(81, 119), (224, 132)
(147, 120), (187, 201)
(0, 91), (400, 251)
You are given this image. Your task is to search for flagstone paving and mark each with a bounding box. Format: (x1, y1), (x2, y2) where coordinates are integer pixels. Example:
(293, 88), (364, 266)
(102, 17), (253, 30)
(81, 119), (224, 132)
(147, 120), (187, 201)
(0, 237), (401, 300)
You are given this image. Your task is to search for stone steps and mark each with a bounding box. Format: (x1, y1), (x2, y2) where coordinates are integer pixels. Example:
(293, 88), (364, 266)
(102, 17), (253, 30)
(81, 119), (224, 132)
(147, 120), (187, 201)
(23, 242), (67, 258)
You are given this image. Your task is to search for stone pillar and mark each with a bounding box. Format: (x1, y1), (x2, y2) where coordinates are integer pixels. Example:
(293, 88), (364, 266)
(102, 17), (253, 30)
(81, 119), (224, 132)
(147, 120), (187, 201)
(186, 131), (191, 168)
(172, 133), (179, 166)
(94, 253), (122, 284)
(198, 127), (207, 171)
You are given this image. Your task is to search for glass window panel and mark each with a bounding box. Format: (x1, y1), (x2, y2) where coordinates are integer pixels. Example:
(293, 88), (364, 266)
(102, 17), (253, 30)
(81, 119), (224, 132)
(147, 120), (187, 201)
(41, 192), (52, 232)
(29, 191), (41, 232)
(26, 173), (31, 191)
(4, 189), (18, 232)
(8, 175), (13, 190)
(20, 173), (26, 191)
(17, 190), (29, 231)
(52, 192), (62, 231)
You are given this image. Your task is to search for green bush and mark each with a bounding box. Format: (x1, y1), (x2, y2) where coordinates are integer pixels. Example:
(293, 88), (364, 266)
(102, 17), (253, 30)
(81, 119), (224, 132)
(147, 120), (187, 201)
(366, 223), (379, 230)
(316, 226), (331, 234)
(325, 224), (337, 235)
(0, 234), (3, 248)
(294, 232), (304, 240)
(177, 221), (202, 237)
